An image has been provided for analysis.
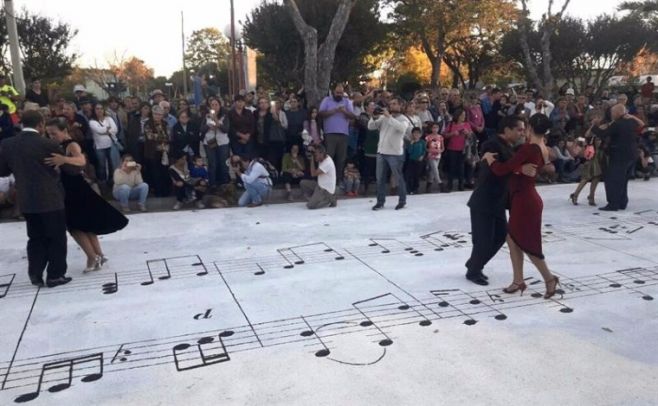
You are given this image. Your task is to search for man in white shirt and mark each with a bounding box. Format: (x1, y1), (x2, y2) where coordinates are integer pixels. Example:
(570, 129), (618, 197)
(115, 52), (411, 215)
(235, 155), (272, 207)
(368, 97), (410, 210)
(300, 144), (337, 209)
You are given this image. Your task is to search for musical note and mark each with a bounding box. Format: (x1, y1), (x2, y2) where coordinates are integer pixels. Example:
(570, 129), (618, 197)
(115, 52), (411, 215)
(351, 294), (396, 346)
(140, 256), (207, 285)
(486, 290), (505, 304)
(172, 332), (231, 372)
(254, 264), (266, 276)
(101, 273), (118, 295)
(430, 289), (478, 325)
(420, 231), (470, 251)
(299, 315), (332, 357)
(276, 243), (344, 269)
(14, 353), (103, 403)
(461, 291), (507, 321)
(110, 344), (132, 364)
(0, 273), (15, 298)
(368, 239), (423, 256)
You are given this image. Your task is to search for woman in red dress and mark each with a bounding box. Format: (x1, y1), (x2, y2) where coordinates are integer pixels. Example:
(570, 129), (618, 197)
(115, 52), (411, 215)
(482, 114), (560, 299)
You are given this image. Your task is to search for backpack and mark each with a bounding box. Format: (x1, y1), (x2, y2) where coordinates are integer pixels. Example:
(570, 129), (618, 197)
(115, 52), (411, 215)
(256, 158), (279, 184)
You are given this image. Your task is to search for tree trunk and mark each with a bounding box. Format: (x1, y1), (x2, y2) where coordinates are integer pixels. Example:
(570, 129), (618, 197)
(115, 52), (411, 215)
(285, 0), (355, 107)
(540, 25), (555, 99)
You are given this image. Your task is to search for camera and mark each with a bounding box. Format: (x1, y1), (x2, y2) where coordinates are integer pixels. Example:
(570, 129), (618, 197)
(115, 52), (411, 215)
(374, 106), (385, 116)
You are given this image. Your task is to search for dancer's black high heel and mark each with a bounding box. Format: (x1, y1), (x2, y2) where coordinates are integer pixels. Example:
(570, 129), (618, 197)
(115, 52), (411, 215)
(569, 193), (578, 205)
(544, 276), (561, 299)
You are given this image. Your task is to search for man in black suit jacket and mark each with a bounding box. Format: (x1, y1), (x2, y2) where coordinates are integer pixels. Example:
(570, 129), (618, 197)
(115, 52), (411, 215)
(0, 111), (72, 288)
(593, 104), (639, 211)
(465, 116), (535, 286)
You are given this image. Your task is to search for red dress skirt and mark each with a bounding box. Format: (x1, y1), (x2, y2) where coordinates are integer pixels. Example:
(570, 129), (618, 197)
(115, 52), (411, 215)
(490, 143), (545, 259)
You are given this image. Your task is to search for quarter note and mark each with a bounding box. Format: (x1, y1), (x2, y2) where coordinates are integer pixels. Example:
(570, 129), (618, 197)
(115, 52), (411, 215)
(254, 264), (266, 276)
(14, 353), (104, 403)
(172, 333), (231, 372)
(0, 273), (15, 299)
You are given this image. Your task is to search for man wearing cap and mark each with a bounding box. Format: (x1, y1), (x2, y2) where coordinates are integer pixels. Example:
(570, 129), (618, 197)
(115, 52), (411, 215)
(73, 84), (89, 110)
(0, 75), (20, 125)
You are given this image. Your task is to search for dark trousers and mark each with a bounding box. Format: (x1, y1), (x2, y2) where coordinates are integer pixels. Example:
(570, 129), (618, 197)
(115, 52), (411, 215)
(145, 156), (170, 197)
(446, 150), (465, 190)
(604, 159), (635, 210)
(404, 160), (424, 193)
(465, 209), (507, 275)
(24, 210), (68, 281)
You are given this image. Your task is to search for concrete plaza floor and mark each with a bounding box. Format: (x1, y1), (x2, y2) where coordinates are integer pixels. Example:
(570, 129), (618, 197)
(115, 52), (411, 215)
(0, 181), (657, 405)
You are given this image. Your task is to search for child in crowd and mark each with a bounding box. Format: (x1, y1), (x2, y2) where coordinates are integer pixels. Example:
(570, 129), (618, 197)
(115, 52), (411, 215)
(190, 156), (210, 188)
(169, 153), (206, 210)
(343, 160), (361, 197)
(425, 123), (445, 193)
(405, 127), (426, 195)
(570, 135), (604, 206)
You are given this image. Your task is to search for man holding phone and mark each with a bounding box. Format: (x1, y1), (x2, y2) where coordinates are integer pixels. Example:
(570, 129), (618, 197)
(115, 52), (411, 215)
(319, 84), (356, 182)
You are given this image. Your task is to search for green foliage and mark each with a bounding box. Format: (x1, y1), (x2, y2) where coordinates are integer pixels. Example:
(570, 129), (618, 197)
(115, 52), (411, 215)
(501, 14), (657, 92)
(0, 8), (78, 83)
(243, 0), (386, 88)
(184, 28), (230, 71)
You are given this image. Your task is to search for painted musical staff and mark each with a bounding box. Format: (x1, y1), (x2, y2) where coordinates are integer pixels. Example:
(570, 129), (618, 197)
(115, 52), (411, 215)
(430, 289), (478, 325)
(277, 243), (344, 269)
(14, 353), (103, 403)
(110, 344), (131, 364)
(0, 273), (15, 299)
(172, 333), (231, 372)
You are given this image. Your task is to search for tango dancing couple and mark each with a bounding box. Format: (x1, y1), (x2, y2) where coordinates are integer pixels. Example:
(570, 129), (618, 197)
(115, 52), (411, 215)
(465, 114), (560, 299)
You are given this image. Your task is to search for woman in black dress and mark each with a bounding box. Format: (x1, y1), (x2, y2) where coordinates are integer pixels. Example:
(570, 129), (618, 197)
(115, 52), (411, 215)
(45, 119), (128, 272)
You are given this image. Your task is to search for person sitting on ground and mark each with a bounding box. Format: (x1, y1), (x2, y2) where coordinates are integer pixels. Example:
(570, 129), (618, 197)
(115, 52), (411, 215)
(169, 152), (206, 210)
(300, 144), (337, 209)
(190, 156), (210, 188)
(343, 159), (361, 197)
(234, 154), (272, 208)
(636, 145), (655, 181)
(113, 154), (149, 213)
(282, 144), (306, 201)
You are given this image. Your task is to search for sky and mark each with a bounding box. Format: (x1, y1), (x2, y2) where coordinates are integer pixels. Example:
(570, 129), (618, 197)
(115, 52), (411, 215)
(13, 0), (625, 77)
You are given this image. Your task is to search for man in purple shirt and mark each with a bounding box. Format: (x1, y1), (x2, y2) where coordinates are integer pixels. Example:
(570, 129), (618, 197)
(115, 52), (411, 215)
(319, 84), (356, 181)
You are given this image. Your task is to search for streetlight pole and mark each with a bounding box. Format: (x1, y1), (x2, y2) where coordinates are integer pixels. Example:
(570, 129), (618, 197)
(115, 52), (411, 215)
(230, 0), (238, 97)
(4, 0), (25, 94)
(181, 11), (188, 98)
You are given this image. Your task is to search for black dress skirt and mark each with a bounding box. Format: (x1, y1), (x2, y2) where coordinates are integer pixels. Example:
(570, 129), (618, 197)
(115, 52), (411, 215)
(60, 140), (129, 235)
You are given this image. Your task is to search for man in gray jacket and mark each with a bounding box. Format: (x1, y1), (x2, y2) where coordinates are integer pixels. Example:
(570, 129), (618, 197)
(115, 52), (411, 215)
(368, 97), (410, 211)
(0, 111), (71, 288)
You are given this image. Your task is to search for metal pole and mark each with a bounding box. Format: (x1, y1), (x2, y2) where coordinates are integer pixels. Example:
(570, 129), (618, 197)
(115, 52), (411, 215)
(181, 11), (188, 98)
(4, 0), (25, 94)
(230, 0), (238, 97)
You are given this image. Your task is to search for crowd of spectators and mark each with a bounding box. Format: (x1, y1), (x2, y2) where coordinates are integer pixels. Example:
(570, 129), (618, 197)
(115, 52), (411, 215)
(0, 73), (656, 217)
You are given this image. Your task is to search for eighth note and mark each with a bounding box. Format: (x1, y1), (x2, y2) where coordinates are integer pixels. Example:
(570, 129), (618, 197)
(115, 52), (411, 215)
(101, 273), (118, 295)
(14, 353), (104, 403)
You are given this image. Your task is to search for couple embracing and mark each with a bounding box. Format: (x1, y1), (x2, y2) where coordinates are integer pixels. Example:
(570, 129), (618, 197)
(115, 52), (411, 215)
(465, 114), (560, 299)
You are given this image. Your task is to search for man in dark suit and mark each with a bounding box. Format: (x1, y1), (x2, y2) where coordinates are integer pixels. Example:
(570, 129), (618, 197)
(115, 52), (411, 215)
(0, 111), (72, 288)
(593, 104), (639, 211)
(465, 116), (536, 286)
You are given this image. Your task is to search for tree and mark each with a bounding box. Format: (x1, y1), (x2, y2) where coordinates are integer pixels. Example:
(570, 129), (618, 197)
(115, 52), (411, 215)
(244, 0), (384, 96)
(387, 0), (516, 90)
(0, 8), (78, 83)
(184, 28), (231, 70)
(517, 0), (572, 98)
(619, 0), (658, 27)
(501, 14), (657, 95)
(83, 54), (154, 97)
